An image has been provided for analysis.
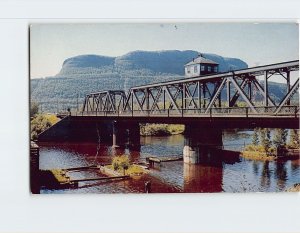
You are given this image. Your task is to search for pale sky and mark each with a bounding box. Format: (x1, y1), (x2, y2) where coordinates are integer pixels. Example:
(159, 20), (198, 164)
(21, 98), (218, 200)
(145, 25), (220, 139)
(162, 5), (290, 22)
(30, 23), (299, 79)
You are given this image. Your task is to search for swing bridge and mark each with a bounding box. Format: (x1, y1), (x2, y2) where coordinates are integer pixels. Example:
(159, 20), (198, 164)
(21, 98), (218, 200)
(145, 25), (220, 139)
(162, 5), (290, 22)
(74, 60), (299, 128)
(41, 60), (299, 162)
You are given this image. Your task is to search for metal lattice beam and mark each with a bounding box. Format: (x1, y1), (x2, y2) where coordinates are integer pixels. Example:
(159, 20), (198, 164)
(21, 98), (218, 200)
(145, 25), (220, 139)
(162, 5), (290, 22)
(275, 79), (299, 114)
(228, 76), (258, 113)
(81, 60), (299, 118)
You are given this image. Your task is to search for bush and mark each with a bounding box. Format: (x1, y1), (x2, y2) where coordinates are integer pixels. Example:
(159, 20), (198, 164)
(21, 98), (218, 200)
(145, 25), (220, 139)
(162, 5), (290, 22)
(140, 123), (184, 136)
(245, 145), (256, 151)
(30, 114), (59, 140)
(112, 155), (130, 173)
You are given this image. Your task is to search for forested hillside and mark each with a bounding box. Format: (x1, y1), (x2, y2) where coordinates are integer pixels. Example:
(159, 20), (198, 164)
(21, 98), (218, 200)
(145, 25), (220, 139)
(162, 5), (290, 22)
(31, 50), (296, 113)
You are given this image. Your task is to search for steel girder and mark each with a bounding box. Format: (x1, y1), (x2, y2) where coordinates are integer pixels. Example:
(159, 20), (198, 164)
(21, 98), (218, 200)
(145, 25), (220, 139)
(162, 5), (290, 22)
(82, 60), (299, 116)
(82, 90), (127, 113)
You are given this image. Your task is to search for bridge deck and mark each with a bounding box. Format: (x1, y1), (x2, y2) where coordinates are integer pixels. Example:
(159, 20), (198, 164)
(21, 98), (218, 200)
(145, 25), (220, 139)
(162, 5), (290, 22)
(63, 113), (299, 129)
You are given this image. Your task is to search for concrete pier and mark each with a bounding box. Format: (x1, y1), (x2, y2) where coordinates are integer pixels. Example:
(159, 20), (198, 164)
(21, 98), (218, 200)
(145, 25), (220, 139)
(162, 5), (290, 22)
(112, 121), (140, 148)
(183, 124), (223, 164)
(127, 122), (140, 147)
(112, 121), (119, 148)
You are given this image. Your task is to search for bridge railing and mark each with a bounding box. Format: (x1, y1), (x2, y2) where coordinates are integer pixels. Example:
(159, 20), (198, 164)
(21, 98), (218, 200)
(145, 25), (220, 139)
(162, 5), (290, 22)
(69, 105), (299, 118)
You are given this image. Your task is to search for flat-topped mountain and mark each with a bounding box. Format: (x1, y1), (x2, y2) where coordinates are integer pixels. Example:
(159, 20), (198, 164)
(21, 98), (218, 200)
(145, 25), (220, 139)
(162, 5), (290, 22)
(33, 50), (297, 113)
(56, 50), (248, 77)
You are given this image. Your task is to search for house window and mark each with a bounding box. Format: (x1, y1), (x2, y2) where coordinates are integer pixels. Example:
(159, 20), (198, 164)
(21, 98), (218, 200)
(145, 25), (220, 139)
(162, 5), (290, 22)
(208, 66), (211, 72)
(201, 65), (205, 71)
(194, 65), (198, 73)
(214, 66), (218, 72)
(186, 66), (191, 73)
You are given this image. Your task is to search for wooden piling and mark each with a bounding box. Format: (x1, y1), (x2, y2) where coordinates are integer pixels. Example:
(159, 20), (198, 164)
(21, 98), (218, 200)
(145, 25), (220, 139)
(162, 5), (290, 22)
(30, 141), (40, 194)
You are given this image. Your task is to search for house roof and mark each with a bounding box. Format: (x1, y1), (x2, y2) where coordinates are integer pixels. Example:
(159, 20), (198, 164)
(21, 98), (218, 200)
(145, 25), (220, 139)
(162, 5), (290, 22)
(185, 56), (219, 66)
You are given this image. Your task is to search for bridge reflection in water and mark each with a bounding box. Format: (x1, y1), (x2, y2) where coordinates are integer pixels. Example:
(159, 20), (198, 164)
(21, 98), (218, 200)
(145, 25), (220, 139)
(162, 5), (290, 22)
(38, 133), (299, 193)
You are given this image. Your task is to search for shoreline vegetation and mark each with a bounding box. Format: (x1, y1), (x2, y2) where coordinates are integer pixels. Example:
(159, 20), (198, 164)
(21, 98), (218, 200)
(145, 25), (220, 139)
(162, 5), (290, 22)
(140, 123), (185, 136)
(241, 128), (299, 161)
(286, 183), (300, 192)
(30, 102), (60, 140)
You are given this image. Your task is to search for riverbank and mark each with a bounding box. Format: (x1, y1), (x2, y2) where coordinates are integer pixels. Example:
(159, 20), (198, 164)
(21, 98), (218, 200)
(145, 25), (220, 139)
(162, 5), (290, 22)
(241, 151), (276, 161)
(286, 183), (300, 192)
(140, 124), (184, 136)
(241, 145), (299, 161)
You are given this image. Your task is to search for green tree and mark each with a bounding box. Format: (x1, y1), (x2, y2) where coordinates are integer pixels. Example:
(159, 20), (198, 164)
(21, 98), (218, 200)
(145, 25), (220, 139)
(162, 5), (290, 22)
(260, 128), (271, 152)
(273, 128), (288, 149)
(289, 129), (300, 148)
(30, 115), (52, 140)
(30, 102), (39, 118)
(252, 128), (259, 146)
(112, 155), (130, 174)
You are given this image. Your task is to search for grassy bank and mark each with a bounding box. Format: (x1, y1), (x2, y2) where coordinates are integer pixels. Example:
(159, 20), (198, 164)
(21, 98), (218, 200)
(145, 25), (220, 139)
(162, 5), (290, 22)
(140, 123), (184, 136)
(241, 145), (276, 161)
(241, 144), (299, 161)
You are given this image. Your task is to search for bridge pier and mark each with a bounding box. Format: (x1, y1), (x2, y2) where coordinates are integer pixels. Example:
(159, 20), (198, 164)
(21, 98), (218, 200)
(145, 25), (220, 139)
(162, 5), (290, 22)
(112, 121), (119, 148)
(183, 124), (223, 164)
(112, 121), (140, 148)
(127, 122), (140, 148)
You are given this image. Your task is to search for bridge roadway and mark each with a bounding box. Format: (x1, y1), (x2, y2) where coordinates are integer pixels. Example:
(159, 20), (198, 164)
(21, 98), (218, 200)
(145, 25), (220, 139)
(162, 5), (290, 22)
(67, 104), (299, 129)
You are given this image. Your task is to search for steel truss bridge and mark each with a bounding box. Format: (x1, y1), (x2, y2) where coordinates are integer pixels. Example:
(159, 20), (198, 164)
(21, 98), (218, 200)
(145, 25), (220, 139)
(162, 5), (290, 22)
(79, 60), (299, 122)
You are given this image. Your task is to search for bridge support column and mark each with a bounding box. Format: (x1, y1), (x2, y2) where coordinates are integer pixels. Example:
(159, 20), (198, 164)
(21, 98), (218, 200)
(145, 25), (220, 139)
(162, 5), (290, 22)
(128, 123), (140, 148)
(183, 124), (223, 164)
(112, 121), (119, 148)
(112, 121), (140, 149)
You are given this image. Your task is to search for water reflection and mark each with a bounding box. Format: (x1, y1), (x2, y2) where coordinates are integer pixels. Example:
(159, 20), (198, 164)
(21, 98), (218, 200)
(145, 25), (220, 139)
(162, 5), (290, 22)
(260, 161), (271, 189)
(38, 132), (300, 193)
(275, 162), (287, 190)
(183, 163), (223, 192)
(252, 161), (260, 176)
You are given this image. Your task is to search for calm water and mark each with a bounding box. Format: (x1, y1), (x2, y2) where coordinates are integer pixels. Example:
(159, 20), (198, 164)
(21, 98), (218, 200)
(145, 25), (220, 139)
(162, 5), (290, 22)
(39, 130), (300, 193)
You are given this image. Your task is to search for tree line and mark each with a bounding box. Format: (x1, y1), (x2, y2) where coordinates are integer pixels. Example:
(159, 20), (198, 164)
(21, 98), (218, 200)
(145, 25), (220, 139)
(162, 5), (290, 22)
(251, 128), (299, 155)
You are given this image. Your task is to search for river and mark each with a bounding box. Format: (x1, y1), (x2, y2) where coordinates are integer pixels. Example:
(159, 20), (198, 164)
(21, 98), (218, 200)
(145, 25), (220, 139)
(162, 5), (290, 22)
(39, 130), (300, 193)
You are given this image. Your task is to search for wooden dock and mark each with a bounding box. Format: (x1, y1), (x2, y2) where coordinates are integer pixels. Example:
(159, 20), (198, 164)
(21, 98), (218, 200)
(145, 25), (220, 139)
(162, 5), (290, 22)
(63, 165), (99, 172)
(30, 141), (40, 194)
(41, 165), (130, 189)
(70, 175), (130, 183)
(146, 156), (183, 167)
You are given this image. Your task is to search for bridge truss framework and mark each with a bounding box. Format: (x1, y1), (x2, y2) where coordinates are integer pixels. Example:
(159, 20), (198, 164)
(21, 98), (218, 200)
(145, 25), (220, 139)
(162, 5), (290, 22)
(82, 60), (299, 117)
